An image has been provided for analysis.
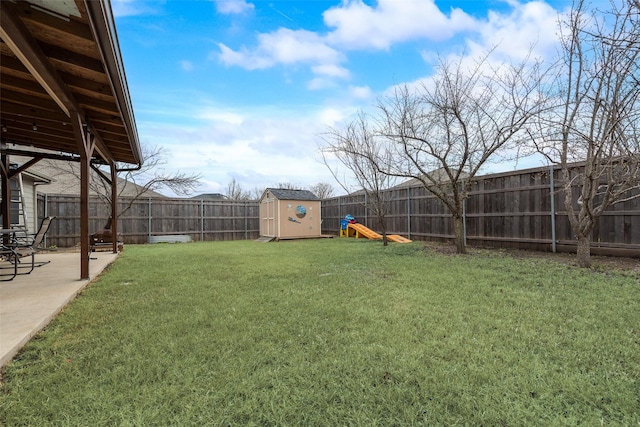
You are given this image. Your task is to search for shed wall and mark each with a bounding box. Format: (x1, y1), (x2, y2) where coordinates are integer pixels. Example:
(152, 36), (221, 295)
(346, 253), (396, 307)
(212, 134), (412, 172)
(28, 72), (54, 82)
(276, 199), (321, 239)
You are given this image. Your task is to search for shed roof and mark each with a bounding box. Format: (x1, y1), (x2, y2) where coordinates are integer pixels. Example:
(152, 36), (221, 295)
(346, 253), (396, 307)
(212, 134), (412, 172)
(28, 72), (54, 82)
(266, 188), (319, 201)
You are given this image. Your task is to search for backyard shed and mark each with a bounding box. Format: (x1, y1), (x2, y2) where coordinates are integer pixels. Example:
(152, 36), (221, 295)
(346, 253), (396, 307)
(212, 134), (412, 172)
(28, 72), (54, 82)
(259, 188), (321, 240)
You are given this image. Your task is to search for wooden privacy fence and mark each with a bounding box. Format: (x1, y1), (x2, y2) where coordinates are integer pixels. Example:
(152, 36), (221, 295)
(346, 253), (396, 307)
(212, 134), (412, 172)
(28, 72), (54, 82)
(36, 163), (639, 257)
(37, 195), (260, 247)
(321, 164), (640, 257)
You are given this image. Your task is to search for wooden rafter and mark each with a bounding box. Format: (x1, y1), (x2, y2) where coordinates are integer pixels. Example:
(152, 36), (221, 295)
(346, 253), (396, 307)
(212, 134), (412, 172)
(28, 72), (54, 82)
(0, 2), (73, 116)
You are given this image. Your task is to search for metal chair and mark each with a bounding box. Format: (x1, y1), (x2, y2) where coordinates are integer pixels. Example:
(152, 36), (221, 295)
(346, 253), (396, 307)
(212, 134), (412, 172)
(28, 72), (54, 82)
(8, 216), (55, 274)
(0, 245), (19, 281)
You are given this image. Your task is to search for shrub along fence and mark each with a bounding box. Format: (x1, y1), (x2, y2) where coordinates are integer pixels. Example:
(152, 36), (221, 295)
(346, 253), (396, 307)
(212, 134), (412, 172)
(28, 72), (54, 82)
(37, 163), (639, 257)
(38, 195), (260, 247)
(321, 164), (640, 258)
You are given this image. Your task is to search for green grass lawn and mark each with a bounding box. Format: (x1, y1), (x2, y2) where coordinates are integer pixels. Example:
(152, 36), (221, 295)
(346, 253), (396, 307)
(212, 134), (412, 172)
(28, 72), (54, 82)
(1, 239), (638, 426)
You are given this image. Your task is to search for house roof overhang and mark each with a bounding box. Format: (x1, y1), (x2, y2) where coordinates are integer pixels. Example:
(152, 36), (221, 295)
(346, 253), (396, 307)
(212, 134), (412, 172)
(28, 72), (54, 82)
(0, 0), (142, 167)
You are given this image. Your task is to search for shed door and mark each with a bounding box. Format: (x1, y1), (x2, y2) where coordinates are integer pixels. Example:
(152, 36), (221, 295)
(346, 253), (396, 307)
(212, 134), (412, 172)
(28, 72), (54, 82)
(262, 197), (276, 236)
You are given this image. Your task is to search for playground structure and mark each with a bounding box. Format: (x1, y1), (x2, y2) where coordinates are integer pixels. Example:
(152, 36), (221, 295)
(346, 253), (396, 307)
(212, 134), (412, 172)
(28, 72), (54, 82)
(340, 220), (412, 243)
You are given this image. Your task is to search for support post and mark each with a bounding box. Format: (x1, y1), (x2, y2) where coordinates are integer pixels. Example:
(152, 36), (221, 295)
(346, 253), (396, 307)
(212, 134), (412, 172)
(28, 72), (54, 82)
(71, 111), (95, 279)
(110, 162), (118, 253)
(1, 154), (10, 245)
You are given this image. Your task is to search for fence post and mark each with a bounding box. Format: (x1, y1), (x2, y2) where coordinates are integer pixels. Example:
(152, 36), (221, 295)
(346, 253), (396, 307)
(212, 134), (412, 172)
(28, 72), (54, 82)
(244, 201), (248, 240)
(364, 193), (368, 227)
(549, 165), (557, 253)
(407, 187), (411, 239)
(462, 180), (467, 246)
(148, 198), (152, 242)
(462, 197), (467, 246)
(201, 199), (204, 242)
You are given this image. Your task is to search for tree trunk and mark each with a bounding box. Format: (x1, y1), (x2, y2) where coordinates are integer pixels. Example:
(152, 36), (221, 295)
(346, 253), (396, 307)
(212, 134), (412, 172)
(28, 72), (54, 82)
(453, 215), (466, 254)
(378, 218), (388, 246)
(576, 234), (591, 268)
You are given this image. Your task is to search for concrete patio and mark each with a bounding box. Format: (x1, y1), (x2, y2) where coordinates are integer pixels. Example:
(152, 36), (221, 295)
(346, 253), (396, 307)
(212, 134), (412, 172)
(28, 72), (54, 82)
(0, 250), (119, 367)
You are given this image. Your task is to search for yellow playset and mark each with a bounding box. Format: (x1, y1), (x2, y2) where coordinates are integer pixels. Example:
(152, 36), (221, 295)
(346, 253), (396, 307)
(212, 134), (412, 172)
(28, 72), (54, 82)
(339, 216), (411, 243)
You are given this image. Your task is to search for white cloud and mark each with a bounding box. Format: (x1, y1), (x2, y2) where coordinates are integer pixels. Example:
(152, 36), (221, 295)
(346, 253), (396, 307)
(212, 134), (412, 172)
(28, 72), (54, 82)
(318, 108), (352, 127)
(214, 0), (480, 89)
(210, 0), (565, 94)
(196, 110), (244, 126)
(467, 1), (563, 62)
(213, 0), (254, 15)
(218, 28), (344, 70)
(323, 0), (477, 50)
(349, 85), (373, 100)
(401, 1), (565, 97)
(180, 60), (194, 71)
(311, 64), (350, 79)
(137, 103), (351, 196)
(307, 77), (336, 91)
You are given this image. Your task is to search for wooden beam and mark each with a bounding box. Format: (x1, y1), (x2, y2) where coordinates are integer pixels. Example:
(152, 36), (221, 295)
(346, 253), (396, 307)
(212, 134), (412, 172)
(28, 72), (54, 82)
(41, 42), (105, 75)
(110, 161), (118, 253)
(90, 162), (111, 185)
(90, 123), (116, 165)
(0, 154), (10, 242)
(0, 2), (72, 116)
(1, 6), (117, 166)
(0, 147), (81, 163)
(0, 100), (69, 123)
(1, 119), (75, 141)
(9, 157), (42, 178)
(14, 1), (94, 42)
(0, 72), (47, 96)
(0, 88), (63, 112)
(70, 109), (94, 279)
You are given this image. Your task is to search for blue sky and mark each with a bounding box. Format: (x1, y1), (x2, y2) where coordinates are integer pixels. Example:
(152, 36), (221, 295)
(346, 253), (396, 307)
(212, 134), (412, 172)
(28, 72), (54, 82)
(112, 0), (573, 197)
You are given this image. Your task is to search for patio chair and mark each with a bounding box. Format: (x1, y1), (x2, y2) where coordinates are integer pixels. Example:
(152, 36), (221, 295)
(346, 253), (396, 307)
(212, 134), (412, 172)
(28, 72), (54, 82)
(0, 245), (19, 281)
(90, 216), (122, 252)
(8, 216), (55, 274)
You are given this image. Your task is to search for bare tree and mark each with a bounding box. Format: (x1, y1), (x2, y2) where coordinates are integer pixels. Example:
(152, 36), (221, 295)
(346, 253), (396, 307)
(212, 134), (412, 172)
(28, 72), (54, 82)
(379, 51), (546, 253)
(251, 186), (265, 200)
(321, 112), (400, 245)
(309, 182), (335, 199)
(274, 182), (303, 190)
(44, 144), (201, 218)
(532, 0), (640, 267)
(226, 178), (252, 200)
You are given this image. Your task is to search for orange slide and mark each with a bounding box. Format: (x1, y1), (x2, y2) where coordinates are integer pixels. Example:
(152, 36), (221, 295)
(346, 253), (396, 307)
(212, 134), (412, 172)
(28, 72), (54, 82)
(345, 223), (412, 243)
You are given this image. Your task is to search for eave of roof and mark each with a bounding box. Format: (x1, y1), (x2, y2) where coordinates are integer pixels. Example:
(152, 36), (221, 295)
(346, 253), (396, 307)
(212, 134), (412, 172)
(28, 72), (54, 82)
(0, 0), (142, 166)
